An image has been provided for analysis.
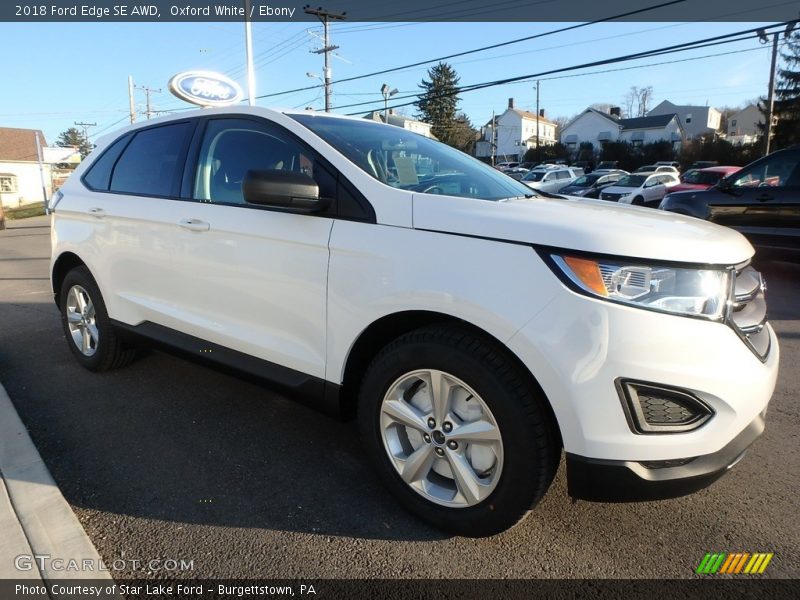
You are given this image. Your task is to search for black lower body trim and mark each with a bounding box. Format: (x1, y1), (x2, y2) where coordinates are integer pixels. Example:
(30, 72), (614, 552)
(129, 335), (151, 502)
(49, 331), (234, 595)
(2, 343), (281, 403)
(110, 320), (342, 417)
(566, 414), (765, 502)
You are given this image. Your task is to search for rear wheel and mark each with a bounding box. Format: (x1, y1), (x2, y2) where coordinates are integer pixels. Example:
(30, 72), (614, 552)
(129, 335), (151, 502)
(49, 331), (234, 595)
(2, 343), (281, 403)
(59, 266), (136, 371)
(358, 324), (559, 537)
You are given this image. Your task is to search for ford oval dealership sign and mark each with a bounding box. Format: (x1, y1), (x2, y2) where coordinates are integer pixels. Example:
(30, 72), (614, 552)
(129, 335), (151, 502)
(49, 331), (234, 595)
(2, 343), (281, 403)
(168, 71), (243, 107)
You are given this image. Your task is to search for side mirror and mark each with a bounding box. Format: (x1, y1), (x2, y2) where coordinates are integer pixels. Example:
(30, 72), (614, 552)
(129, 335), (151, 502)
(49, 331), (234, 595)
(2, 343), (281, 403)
(243, 170), (330, 213)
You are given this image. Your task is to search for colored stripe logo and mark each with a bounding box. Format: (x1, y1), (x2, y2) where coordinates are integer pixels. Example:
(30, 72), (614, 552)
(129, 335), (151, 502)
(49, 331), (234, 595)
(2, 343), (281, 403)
(696, 552), (774, 574)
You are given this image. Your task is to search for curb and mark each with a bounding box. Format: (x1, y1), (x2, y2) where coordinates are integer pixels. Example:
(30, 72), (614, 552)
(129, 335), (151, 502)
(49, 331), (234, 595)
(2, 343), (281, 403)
(0, 381), (113, 582)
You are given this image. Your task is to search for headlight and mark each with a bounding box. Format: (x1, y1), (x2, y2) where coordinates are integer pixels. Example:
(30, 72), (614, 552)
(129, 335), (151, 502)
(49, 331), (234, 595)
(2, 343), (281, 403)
(549, 253), (730, 320)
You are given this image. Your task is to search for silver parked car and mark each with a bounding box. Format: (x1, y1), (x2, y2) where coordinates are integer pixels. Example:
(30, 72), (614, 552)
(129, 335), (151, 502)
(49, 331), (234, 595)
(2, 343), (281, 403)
(521, 167), (583, 193)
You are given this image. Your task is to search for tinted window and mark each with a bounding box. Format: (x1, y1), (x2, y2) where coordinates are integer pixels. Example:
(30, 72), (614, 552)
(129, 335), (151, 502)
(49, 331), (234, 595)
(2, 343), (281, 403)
(83, 134), (130, 191)
(731, 152), (800, 188)
(110, 122), (192, 197)
(193, 118), (332, 205)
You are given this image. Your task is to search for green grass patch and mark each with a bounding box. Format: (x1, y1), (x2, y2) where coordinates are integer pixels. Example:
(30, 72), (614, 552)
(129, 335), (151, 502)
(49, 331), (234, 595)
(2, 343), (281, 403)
(3, 204), (47, 220)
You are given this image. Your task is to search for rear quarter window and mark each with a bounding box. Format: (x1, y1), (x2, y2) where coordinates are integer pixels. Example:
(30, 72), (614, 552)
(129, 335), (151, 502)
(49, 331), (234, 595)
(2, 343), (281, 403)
(82, 134), (131, 191)
(109, 122), (193, 197)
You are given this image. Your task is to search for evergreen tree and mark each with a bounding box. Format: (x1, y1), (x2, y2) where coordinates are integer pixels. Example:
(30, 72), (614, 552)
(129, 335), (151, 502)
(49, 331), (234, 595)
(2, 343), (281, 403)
(771, 31), (800, 150)
(415, 62), (462, 148)
(56, 127), (93, 159)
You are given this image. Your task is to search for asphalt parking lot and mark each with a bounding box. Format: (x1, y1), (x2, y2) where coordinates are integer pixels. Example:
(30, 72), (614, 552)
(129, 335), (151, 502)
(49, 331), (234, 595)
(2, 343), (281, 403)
(0, 215), (798, 579)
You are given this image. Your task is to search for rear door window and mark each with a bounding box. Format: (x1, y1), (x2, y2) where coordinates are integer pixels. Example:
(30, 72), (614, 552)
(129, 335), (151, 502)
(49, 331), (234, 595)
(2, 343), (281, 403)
(83, 134), (131, 191)
(110, 122), (193, 197)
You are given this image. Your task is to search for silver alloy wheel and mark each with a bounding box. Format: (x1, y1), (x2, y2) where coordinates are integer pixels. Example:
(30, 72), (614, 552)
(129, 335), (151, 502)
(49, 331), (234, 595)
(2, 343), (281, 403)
(65, 284), (99, 357)
(379, 369), (504, 508)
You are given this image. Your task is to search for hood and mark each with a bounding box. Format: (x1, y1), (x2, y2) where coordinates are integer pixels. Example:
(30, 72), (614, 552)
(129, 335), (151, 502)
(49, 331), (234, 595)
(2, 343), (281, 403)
(598, 185), (636, 196)
(412, 192), (753, 265)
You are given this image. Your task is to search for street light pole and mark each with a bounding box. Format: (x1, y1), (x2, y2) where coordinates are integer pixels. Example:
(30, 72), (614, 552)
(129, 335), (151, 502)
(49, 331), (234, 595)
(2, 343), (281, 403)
(380, 84), (398, 123)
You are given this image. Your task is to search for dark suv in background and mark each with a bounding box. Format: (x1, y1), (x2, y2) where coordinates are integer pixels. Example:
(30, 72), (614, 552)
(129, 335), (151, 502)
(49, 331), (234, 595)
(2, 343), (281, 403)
(660, 146), (800, 258)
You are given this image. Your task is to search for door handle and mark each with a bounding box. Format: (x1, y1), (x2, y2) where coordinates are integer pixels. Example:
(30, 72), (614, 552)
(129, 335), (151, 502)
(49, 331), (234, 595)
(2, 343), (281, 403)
(178, 218), (210, 232)
(88, 207), (105, 218)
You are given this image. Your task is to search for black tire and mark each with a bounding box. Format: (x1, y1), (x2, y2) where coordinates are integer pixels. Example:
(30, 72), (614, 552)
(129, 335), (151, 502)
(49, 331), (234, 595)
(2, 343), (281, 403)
(59, 266), (136, 371)
(358, 324), (560, 537)
(632, 195), (645, 206)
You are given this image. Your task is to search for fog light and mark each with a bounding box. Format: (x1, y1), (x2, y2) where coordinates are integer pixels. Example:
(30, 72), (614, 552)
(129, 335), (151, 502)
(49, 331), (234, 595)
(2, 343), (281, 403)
(616, 380), (713, 434)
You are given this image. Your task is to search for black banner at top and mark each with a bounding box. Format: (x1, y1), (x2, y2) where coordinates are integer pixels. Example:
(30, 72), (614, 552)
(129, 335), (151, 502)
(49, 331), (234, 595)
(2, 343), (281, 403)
(3, 0), (800, 22)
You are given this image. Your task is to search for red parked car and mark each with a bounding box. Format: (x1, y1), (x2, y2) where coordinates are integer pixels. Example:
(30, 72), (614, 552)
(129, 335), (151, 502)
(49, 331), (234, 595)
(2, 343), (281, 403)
(671, 166), (740, 192)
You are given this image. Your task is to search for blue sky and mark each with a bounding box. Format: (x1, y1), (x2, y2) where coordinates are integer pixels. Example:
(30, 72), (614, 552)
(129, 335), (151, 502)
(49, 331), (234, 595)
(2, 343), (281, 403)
(0, 20), (779, 144)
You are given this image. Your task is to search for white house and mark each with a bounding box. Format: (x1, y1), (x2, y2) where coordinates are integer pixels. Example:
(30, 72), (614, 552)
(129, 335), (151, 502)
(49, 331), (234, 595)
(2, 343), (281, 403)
(560, 107), (684, 153)
(647, 100), (721, 139)
(0, 127), (80, 208)
(476, 98), (557, 161)
(727, 105), (761, 145)
(363, 110), (434, 138)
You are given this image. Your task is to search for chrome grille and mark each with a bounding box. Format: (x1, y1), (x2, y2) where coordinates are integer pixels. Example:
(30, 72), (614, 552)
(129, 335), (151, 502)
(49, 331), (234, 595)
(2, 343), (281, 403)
(729, 265), (770, 359)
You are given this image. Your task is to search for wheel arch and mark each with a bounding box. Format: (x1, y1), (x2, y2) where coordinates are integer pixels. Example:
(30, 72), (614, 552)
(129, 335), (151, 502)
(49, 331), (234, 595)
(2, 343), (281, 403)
(338, 310), (563, 447)
(51, 251), (87, 308)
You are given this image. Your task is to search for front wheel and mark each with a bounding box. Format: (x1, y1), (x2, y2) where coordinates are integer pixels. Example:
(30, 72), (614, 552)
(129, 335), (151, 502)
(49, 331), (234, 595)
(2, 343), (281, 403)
(358, 325), (560, 537)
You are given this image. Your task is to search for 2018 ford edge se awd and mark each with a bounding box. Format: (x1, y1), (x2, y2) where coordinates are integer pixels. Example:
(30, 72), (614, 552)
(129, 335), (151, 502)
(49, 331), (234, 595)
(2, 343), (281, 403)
(49, 107), (778, 537)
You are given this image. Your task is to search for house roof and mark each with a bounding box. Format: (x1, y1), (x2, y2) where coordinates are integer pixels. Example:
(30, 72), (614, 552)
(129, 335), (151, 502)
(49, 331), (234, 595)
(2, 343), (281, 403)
(0, 127), (47, 162)
(561, 107), (620, 133)
(619, 114), (677, 130)
(508, 108), (556, 125)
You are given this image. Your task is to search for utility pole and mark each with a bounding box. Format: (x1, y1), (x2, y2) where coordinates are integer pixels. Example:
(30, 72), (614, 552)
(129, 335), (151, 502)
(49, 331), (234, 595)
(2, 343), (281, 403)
(135, 85), (162, 120)
(535, 80), (540, 159)
(128, 76), (136, 124)
(762, 31), (779, 156)
(244, 0), (256, 105)
(305, 5), (347, 112)
(491, 110), (497, 166)
(74, 121), (96, 141)
(760, 22), (796, 156)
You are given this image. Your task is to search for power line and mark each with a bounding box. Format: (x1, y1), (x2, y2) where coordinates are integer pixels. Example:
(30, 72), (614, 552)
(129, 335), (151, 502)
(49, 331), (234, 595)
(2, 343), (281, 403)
(343, 23), (796, 115)
(255, 0), (688, 100)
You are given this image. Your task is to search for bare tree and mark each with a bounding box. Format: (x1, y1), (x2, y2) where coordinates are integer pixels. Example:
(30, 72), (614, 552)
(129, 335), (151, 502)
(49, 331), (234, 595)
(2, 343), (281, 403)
(624, 86), (654, 117)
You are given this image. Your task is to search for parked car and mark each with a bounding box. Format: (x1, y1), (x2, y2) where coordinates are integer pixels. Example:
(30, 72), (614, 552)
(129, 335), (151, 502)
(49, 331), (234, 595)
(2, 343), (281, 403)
(635, 164), (680, 176)
(595, 160), (620, 170)
(690, 160), (719, 170)
(671, 166), (741, 192)
(49, 107), (777, 537)
(504, 167), (530, 181)
(600, 172), (680, 206)
(573, 160), (593, 174)
(558, 172), (625, 198)
(494, 161), (519, 172)
(655, 160), (682, 171)
(520, 166), (582, 193)
(661, 146), (799, 257)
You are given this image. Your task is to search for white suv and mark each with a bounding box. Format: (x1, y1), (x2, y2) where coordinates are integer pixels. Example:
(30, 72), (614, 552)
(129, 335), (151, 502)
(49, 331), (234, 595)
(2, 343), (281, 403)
(49, 107), (778, 537)
(520, 166), (582, 193)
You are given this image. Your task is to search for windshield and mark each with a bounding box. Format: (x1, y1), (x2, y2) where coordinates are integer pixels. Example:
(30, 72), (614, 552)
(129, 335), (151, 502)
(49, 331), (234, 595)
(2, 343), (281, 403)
(289, 114), (534, 201)
(615, 175), (646, 188)
(522, 171), (548, 182)
(570, 174), (600, 187)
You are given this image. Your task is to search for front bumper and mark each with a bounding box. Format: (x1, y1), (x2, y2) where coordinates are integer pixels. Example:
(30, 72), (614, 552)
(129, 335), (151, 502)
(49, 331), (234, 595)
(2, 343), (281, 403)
(566, 413), (765, 502)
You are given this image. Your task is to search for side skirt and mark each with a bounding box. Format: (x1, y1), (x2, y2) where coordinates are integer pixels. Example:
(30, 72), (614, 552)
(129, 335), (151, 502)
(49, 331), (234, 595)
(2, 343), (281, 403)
(110, 320), (342, 418)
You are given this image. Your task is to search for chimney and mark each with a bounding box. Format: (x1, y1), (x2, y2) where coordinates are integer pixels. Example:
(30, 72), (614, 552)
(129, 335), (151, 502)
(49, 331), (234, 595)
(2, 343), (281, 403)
(508, 98), (515, 110)
(610, 106), (621, 118)
(539, 109), (545, 118)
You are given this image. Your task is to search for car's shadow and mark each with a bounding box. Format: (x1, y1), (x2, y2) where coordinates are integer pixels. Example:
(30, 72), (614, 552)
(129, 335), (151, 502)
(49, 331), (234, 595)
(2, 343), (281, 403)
(0, 308), (449, 542)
